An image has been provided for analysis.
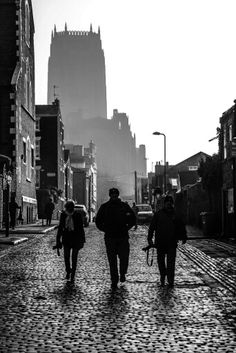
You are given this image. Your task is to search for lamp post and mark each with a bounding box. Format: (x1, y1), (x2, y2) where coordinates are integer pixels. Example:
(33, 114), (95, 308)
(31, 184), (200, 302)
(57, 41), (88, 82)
(153, 131), (166, 194)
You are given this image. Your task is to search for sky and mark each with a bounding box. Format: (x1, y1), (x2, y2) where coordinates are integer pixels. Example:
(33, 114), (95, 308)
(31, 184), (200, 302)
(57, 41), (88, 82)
(31, 0), (236, 171)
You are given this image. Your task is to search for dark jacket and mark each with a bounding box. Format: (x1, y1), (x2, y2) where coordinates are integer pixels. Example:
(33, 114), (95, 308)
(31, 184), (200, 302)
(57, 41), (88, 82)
(45, 201), (55, 216)
(95, 199), (136, 238)
(57, 211), (85, 249)
(148, 208), (187, 248)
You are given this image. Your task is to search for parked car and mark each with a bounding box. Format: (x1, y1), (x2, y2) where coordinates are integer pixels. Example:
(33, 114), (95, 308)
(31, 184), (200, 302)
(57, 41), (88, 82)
(136, 204), (153, 224)
(74, 204), (89, 227)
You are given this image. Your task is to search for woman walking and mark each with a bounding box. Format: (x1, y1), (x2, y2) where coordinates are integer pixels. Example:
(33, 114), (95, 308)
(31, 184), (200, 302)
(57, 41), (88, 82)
(56, 201), (85, 283)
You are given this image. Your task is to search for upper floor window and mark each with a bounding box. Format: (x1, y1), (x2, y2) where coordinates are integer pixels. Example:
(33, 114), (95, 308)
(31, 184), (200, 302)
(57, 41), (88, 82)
(36, 117), (40, 131)
(25, 1), (30, 46)
(223, 126), (227, 159)
(23, 139), (27, 163)
(229, 124), (233, 142)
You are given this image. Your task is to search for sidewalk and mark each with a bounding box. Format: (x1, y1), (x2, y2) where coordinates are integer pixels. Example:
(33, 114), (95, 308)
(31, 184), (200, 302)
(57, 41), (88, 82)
(0, 220), (59, 245)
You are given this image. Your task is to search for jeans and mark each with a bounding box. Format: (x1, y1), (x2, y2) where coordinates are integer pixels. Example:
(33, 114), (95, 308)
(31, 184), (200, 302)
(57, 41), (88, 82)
(64, 247), (79, 278)
(157, 246), (177, 285)
(105, 237), (130, 284)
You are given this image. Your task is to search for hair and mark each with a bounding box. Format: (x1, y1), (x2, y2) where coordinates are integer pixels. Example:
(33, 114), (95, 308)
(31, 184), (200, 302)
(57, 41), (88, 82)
(64, 200), (75, 212)
(109, 188), (119, 196)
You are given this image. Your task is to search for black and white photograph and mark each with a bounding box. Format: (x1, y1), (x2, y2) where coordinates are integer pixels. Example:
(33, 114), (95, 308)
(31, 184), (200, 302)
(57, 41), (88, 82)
(0, 0), (236, 352)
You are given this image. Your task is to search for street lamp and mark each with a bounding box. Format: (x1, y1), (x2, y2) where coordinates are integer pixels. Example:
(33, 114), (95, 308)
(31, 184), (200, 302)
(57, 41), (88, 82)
(153, 131), (166, 194)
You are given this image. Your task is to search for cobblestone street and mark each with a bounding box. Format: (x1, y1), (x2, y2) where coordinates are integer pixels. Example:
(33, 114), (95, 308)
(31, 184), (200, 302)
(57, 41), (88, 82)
(0, 224), (236, 352)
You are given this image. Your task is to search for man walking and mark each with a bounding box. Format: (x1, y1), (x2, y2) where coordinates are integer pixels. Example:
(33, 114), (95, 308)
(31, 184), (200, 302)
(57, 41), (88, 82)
(148, 195), (187, 288)
(45, 198), (55, 226)
(95, 188), (136, 289)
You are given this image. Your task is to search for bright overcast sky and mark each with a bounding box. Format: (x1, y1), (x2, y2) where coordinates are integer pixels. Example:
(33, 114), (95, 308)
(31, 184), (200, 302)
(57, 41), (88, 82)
(32, 0), (236, 170)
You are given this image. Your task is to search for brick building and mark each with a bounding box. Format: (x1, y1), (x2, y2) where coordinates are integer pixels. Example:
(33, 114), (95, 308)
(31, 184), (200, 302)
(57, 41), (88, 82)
(35, 99), (65, 219)
(0, 0), (37, 225)
(219, 100), (236, 237)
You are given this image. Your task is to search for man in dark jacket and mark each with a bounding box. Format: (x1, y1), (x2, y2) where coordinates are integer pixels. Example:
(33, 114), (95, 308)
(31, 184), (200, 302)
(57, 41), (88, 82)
(56, 200), (85, 283)
(45, 198), (55, 226)
(95, 188), (136, 289)
(148, 195), (187, 288)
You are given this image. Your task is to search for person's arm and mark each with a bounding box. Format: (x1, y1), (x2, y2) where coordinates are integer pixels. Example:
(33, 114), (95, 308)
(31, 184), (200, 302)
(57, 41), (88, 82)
(77, 212), (85, 244)
(56, 213), (64, 247)
(148, 212), (157, 246)
(125, 205), (136, 230)
(95, 205), (106, 231)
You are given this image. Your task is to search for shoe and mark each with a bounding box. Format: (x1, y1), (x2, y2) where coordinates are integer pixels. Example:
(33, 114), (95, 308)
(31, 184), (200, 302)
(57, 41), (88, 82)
(160, 276), (165, 287)
(168, 283), (174, 288)
(111, 282), (118, 290)
(120, 274), (126, 283)
(66, 272), (70, 280)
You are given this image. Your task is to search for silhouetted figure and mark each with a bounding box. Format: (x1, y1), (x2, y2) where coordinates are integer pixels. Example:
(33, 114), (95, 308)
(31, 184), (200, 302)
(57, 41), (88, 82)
(95, 188), (136, 289)
(56, 201), (85, 283)
(148, 195), (187, 288)
(9, 197), (20, 229)
(132, 202), (139, 230)
(45, 198), (55, 226)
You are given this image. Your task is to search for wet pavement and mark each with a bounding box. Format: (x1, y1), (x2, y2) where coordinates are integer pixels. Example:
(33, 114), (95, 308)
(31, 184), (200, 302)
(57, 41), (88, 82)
(0, 224), (236, 352)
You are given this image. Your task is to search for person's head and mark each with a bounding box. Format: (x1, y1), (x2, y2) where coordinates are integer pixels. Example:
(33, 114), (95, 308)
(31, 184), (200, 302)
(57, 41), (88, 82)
(163, 195), (174, 211)
(132, 202), (136, 207)
(64, 200), (75, 214)
(109, 188), (119, 200)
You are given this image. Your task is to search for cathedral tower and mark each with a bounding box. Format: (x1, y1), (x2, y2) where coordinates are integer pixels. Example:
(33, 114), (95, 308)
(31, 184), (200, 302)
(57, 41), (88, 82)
(47, 24), (107, 142)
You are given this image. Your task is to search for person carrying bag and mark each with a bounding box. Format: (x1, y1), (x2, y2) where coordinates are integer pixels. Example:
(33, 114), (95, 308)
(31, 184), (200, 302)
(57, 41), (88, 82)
(56, 201), (85, 283)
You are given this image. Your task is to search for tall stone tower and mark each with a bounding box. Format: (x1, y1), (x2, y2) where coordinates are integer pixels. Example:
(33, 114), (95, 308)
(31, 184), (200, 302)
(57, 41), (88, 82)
(47, 24), (107, 142)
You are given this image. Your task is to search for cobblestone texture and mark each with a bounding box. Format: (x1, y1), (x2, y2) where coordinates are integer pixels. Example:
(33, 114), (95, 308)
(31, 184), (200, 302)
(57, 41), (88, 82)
(0, 224), (235, 352)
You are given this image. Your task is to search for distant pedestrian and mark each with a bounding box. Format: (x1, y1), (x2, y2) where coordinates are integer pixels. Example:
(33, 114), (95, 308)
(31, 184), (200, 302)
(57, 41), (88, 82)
(148, 195), (187, 288)
(56, 200), (85, 283)
(9, 196), (20, 229)
(132, 202), (139, 230)
(95, 188), (136, 289)
(45, 198), (55, 226)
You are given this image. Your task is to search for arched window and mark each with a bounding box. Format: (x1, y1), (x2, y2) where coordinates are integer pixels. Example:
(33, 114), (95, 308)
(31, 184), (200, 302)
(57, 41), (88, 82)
(25, 0), (30, 45)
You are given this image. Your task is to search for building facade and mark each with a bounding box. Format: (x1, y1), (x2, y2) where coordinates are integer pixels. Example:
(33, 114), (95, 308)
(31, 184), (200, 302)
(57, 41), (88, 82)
(35, 99), (65, 219)
(47, 23), (107, 132)
(65, 142), (97, 221)
(219, 100), (236, 237)
(0, 0), (37, 225)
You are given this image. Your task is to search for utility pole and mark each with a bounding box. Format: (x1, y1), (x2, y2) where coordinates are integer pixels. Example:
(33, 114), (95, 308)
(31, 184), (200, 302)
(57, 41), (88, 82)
(134, 171), (137, 203)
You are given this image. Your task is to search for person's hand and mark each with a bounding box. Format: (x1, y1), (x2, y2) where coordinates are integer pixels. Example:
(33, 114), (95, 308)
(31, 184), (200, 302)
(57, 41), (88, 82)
(56, 241), (62, 249)
(148, 240), (154, 247)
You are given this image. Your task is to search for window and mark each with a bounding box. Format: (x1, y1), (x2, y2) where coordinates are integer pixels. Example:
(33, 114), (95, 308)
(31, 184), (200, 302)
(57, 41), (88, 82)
(31, 146), (34, 167)
(23, 140), (27, 163)
(25, 1), (30, 45)
(36, 117), (40, 131)
(35, 138), (40, 159)
(188, 166), (198, 171)
(223, 126), (227, 159)
(26, 137), (31, 179)
(229, 124), (233, 142)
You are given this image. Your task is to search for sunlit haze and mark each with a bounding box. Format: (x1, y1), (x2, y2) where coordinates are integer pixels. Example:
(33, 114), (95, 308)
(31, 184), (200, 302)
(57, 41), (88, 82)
(32, 0), (236, 170)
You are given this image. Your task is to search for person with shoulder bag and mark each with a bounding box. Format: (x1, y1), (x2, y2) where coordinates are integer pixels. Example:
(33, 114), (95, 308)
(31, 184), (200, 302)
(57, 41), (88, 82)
(56, 200), (85, 283)
(148, 195), (187, 288)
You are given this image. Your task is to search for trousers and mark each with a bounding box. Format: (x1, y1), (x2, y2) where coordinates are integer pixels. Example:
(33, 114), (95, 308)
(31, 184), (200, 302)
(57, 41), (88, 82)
(105, 237), (130, 284)
(64, 246), (79, 277)
(157, 246), (177, 285)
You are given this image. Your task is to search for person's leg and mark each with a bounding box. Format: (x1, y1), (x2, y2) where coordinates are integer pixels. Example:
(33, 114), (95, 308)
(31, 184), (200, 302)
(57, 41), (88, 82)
(157, 250), (167, 285)
(105, 237), (119, 288)
(166, 247), (177, 287)
(71, 248), (79, 282)
(117, 238), (130, 282)
(64, 246), (71, 279)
